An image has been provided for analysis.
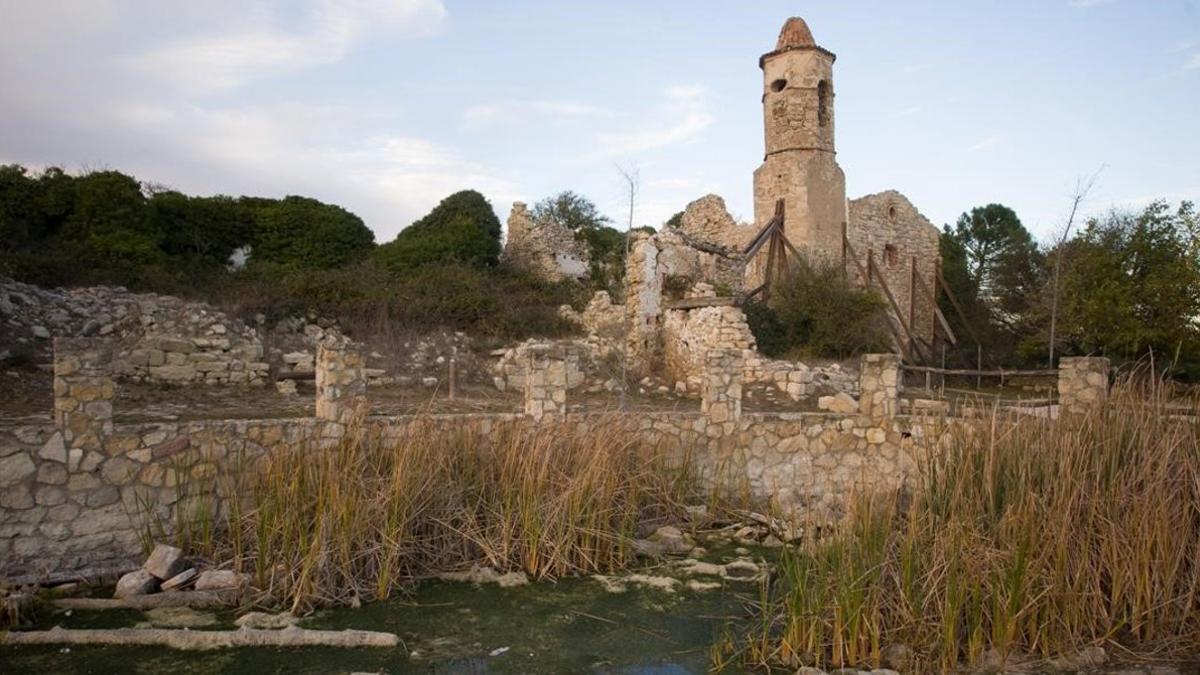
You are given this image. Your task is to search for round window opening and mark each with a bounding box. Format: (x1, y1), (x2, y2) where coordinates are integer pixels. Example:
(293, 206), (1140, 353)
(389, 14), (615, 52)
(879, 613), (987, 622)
(770, 79), (787, 93)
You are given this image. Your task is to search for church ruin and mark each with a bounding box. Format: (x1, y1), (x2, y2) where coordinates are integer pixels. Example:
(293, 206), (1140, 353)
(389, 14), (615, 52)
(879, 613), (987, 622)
(504, 16), (949, 381)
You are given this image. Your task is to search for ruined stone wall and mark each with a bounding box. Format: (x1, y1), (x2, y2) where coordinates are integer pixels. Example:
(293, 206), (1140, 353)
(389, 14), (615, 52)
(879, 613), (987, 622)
(1, 346), (1116, 583)
(663, 304), (756, 390)
(846, 191), (940, 345)
(676, 194), (755, 255)
(502, 202), (589, 282)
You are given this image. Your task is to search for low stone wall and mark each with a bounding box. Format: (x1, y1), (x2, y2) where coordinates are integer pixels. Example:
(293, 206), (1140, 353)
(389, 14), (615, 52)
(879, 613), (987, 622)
(0, 344), (1110, 584)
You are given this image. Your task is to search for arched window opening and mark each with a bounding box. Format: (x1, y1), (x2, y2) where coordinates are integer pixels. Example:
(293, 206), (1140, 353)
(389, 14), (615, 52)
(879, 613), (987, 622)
(887, 205), (897, 220)
(884, 244), (898, 268)
(770, 78), (787, 93)
(817, 80), (830, 127)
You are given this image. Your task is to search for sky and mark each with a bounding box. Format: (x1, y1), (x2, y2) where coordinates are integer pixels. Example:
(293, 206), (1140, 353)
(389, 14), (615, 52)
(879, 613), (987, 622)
(1, 0), (1198, 243)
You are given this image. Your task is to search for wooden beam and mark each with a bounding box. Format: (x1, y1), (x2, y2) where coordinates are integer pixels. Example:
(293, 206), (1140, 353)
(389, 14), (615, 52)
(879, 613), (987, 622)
(901, 365), (1058, 378)
(869, 253), (916, 363)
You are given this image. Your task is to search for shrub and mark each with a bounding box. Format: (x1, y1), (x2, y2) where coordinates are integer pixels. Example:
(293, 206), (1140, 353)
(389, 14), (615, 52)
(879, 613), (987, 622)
(754, 259), (891, 359)
(206, 260), (583, 343)
(249, 196), (375, 270)
(743, 301), (788, 357)
(376, 190), (501, 273)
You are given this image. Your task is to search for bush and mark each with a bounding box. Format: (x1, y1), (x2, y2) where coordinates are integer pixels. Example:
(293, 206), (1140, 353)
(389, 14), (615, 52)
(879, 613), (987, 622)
(743, 301), (788, 357)
(751, 259), (891, 359)
(376, 190), (501, 273)
(249, 196), (375, 270)
(208, 260), (583, 343)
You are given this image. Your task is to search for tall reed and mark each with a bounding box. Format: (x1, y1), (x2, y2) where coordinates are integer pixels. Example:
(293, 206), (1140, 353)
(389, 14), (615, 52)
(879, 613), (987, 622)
(745, 378), (1200, 672)
(199, 416), (693, 612)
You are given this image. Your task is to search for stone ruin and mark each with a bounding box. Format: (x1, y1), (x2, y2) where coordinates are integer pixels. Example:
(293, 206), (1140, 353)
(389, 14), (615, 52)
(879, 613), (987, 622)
(495, 16), (950, 398)
(502, 201), (590, 282)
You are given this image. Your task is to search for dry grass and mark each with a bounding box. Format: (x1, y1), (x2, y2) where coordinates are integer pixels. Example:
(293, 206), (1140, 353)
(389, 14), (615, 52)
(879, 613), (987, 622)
(189, 415), (694, 612)
(740, 378), (1200, 672)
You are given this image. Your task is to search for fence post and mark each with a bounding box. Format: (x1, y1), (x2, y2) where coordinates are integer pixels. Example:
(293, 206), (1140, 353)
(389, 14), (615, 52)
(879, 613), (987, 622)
(1057, 356), (1110, 417)
(53, 337), (115, 454)
(859, 353), (901, 420)
(524, 344), (567, 421)
(315, 343), (367, 428)
(701, 348), (743, 433)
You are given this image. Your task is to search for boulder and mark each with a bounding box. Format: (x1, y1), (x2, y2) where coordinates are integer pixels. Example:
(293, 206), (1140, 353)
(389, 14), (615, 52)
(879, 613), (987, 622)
(114, 569), (159, 598)
(818, 393), (858, 414)
(194, 569), (248, 591)
(144, 543), (187, 580)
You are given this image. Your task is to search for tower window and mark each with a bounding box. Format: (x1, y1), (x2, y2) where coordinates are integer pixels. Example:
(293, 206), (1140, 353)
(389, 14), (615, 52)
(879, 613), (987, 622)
(817, 80), (830, 127)
(887, 205), (897, 220)
(884, 244), (898, 268)
(770, 78), (787, 93)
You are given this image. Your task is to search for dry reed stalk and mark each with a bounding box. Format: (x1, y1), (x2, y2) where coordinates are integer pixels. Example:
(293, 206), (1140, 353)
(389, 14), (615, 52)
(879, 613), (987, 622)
(741, 378), (1200, 672)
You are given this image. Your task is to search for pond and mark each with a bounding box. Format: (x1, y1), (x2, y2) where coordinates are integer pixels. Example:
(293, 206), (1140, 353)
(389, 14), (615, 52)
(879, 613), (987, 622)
(1, 553), (764, 674)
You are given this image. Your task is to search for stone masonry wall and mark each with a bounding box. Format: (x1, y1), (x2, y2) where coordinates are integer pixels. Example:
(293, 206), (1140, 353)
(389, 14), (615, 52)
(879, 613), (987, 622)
(846, 191), (940, 345)
(858, 353), (901, 419)
(523, 344), (569, 420)
(1, 350), (1111, 584)
(1058, 357), (1110, 416)
(502, 202), (590, 282)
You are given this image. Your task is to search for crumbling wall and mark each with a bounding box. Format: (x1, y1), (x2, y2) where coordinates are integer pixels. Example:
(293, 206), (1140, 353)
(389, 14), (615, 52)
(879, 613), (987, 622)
(502, 202), (589, 282)
(846, 191), (940, 345)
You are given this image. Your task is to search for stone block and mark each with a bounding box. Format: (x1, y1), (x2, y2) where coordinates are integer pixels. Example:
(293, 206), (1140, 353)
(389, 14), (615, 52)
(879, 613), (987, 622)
(114, 568), (159, 598)
(194, 569), (248, 591)
(144, 543), (187, 580)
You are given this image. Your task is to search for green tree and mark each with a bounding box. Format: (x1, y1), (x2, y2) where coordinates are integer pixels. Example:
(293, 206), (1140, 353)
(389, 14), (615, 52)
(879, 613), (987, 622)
(151, 192), (253, 268)
(60, 170), (163, 272)
(950, 204), (1041, 314)
(531, 190), (611, 231)
(1054, 201), (1200, 376)
(250, 196), (375, 270)
(376, 190), (501, 273)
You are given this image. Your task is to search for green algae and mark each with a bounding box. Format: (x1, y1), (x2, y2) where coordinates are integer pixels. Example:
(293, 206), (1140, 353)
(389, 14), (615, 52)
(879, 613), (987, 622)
(0, 566), (760, 674)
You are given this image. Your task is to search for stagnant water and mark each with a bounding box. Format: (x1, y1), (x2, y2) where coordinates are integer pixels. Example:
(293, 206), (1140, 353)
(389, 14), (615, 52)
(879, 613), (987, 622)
(0, 562), (761, 673)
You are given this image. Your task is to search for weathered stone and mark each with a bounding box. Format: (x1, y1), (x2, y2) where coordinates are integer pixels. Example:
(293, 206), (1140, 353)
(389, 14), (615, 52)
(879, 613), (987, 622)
(114, 568), (159, 598)
(818, 393), (858, 414)
(144, 543), (187, 580)
(194, 569), (248, 591)
(0, 452), (37, 488)
(160, 567), (199, 591)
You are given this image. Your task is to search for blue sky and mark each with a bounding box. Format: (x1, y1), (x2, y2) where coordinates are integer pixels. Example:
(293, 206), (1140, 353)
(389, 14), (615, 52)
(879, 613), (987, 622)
(1, 1), (1197, 242)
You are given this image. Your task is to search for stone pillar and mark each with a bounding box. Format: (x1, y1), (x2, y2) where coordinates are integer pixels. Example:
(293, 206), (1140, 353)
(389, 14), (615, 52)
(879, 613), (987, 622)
(524, 344), (567, 421)
(53, 337), (115, 451)
(1058, 356), (1110, 416)
(858, 353), (901, 420)
(701, 348), (743, 428)
(315, 344), (367, 425)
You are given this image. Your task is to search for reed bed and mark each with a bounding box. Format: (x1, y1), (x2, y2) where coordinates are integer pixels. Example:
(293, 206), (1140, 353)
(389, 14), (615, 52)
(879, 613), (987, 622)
(193, 416), (694, 612)
(742, 379), (1200, 672)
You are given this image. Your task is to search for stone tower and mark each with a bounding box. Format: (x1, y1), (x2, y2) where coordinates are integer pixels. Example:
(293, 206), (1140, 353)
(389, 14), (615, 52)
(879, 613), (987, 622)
(752, 17), (847, 266)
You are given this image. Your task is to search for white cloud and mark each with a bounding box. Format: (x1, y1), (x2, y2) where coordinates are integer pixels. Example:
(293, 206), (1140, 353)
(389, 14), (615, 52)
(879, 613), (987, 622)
(965, 135), (1005, 152)
(1067, 0), (1117, 7)
(595, 85), (714, 156)
(1187, 54), (1200, 70)
(461, 100), (614, 127)
(125, 0), (447, 94)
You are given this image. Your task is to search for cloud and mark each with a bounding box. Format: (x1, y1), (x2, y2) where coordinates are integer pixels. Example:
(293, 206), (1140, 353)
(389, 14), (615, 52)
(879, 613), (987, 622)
(461, 100), (614, 127)
(125, 0), (447, 94)
(1187, 54), (1200, 70)
(965, 135), (1005, 152)
(893, 105), (923, 118)
(595, 85), (714, 156)
(1067, 0), (1117, 7)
